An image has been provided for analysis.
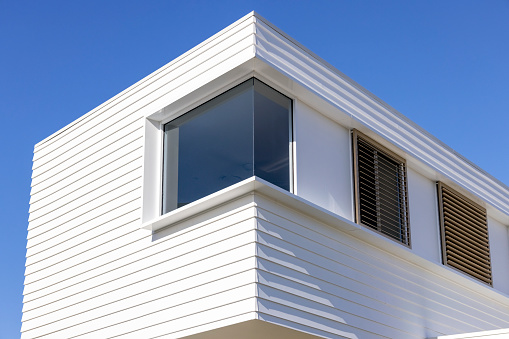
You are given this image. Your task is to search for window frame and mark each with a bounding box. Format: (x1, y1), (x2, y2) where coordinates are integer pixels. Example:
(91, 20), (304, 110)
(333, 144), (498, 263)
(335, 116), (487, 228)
(160, 77), (294, 215)
(352, 129), (411, 246)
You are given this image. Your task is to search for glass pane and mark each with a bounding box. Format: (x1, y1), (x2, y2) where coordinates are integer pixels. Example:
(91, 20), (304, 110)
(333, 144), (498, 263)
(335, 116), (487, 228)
(162, 81), (254, 214)
(253, 79), (292, 191)
(162, 78), (293, 215)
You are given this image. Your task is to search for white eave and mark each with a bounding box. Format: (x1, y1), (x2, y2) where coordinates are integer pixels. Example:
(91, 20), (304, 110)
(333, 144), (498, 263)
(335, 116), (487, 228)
(35, 11), (509, 219)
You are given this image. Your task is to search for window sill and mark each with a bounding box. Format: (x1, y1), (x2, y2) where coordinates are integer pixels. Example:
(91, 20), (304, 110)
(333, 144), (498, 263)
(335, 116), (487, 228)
(140, 176), (362, 233)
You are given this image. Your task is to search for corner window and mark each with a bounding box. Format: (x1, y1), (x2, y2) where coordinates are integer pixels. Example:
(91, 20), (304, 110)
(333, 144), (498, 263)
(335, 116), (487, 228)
(162, 78), (292, 214)
(352, 130), (410, 245)
(437, 182), (492, 285)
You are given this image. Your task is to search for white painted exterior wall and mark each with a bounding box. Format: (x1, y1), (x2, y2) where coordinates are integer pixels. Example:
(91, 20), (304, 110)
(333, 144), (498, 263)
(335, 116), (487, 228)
(24, 12), (509, 339)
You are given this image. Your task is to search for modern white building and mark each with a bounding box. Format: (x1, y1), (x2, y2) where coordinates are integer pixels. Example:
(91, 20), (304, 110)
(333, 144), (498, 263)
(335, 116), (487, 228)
(23, 12), (509, 339)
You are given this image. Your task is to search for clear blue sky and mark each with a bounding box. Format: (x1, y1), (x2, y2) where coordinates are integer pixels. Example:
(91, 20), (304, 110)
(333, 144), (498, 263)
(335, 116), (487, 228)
(1, 1), (508, 337)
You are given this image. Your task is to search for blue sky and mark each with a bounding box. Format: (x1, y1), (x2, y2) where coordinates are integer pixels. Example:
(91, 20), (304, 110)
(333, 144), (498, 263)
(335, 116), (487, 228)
(1, 1), (508, 337)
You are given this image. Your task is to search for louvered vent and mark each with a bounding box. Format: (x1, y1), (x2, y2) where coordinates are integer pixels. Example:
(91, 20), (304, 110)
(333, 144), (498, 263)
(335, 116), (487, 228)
(437, 183), (492, 285)
(353, 131), (410, 245)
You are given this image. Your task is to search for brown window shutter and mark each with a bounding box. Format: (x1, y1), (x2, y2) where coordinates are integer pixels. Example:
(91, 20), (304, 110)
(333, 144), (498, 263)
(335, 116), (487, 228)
(353, 130), (410, 245)
(437, 182), (492, 285)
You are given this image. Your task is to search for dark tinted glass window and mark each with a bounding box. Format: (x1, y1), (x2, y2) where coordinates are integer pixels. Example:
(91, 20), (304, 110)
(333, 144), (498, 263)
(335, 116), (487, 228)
(162, 78), (292, 214)
(254, 79), (291, 191)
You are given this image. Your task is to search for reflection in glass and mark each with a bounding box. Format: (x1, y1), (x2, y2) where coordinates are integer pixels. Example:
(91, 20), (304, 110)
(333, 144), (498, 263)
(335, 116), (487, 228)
(162, 78), (292, 214)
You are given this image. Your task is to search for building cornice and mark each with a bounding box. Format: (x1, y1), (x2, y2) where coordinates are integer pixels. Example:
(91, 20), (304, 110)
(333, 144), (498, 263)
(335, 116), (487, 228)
(250, 13), (509, 218)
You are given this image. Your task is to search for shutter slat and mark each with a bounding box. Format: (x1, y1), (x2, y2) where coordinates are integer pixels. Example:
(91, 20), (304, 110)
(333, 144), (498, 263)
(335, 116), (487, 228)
(444, 234), (491, 261)
(444, 214), (489, 242)
(442, 187), (486, 215)
(443, 196), (486, 223)
(438, 182), (491, 285)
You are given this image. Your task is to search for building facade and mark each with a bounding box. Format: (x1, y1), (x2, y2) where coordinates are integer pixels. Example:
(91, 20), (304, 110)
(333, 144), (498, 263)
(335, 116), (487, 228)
(23, 12), (509, 339)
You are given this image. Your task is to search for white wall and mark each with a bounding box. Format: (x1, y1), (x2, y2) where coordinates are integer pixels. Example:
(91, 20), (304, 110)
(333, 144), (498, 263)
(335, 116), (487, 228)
(294, 100), (353, 221)
(407, 168), (441, 263)
(489, 217), (509, 295)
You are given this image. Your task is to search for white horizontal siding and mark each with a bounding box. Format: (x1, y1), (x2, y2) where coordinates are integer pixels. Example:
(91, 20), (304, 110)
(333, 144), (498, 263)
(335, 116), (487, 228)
(29, 137), (143, 208)
(22, 270), (256, 337)
(28, 149), (142, 217)
(30, 126), (143, 198)
(26, 188), (141, 250)
(27, 176), (142, 237)
(30, 114), (143, 183)
(258, 301), (384, 339)
(86, 299), (257, 339)
(253, 195), (509, 338)
(23, 193), (260, 338)
(23, 202), (256, 301)
(257, 270), (425, 337)
(22, 236), (257, 337)
(25, 206), (141, 267)
(28, 167), (142, 235)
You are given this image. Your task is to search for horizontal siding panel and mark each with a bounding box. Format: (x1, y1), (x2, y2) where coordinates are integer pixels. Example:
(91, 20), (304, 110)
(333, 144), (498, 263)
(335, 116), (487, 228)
(28, 165), (142, 228)
(255, 228), (503, 331)
(24, 200), (256, 299)
(24, 206), (254, 291)
(30, 124), (143, 190)
(24, 230), (254, 313)
(29, 138), (143, 206)
(32, 15), (255, 159)
(27, 176), (142, 235)
(258, 299), (385, 339)
(256, 241), (499, 335)
(257, 270), (425, 336)
(24, 221), (141, 287)
(24, 246), (256, 327)
(22, 269), (256, 334)
(253, 199), (509, 336)
(30, 134), (143, 203)
(256, 257), (458, 336)
(25, 213), (140, 276)
(26, 189), (141, 249)
(257, 285), (419, 339)
(29, 149), (142, 214)
(25, 206), (140, 267)
(78, 299), (256, 339)
(22, 256), (256, 323)
(31, 114), (143, 180)
(23, 286), (256, 339)
(254, 198), (509, 322)
(23, 211), (256, 306)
